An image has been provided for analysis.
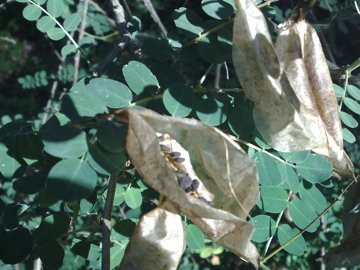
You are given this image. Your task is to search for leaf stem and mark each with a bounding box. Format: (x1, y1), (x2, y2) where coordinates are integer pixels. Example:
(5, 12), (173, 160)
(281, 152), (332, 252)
(346, 57), (360, 74)
(27, 0), (80, 49)
(101, 174), (118, 270)
(233, 137), (295, 167)
(261, 175), (358, 264)
(338, 70), (350, 112)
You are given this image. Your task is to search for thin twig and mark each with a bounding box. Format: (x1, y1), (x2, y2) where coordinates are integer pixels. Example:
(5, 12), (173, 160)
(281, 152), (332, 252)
(42, 80), (59, 124)
(214, 64), (221, 89)
(89, 0), (115, 26)
(142, 0), (167, 38)
(261, 176), (358, 264)
(73, 0), (90, 85)
(95, 0), (141, 75)
(122, 0), (132, 17)
(101, 174), (118, 270)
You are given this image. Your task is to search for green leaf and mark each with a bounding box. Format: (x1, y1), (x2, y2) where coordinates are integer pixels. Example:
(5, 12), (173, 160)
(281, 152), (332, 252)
(173, 7), (204, 36)
(0, 227), (33, 264)
(344, 97), (360, 115)
(277, 163), (299, 193)
(63, 13), (81, 31)
(42, 125), (88, 159)
(257, 186), (288, 213)
(343, 128), (356, 143)
(16, 129), (43, 159)
(47, 27), (65, 40)
(298, 182), (327, 213)
(278, 150), (310, 163)
(61, 44), (77, 57)
(196, 97), (228, 126)
(277, 224), (307, 256)
(47, 159), (97, 201)
(295, 154), (332, 184)
(36, 15), (56, 32)
(13, 172), (46, 194)
(163, 83), (195, 117)
(113, 219), (136, 238)
(288, 198), (320, 232)
(61, 79), (108, 119)
(142, 38), (173, 62)
(79, 36), (96, 46)
(2, 203), (29, 229)
(37, 241), (64, 269)
(201, 0), (234, 20)
(197, 36), (231, 63)
(124, 187), (142, 209)
(22, 4), (42, 21)
(333, 83), (344, 98)
(34, 0), (47, 4)
(46, 0), (63, 18)
(0, 143), (21, 178)
(228, 105), (255, 138)
(186, 224), (205, 250)
(110, 244), (126, 269)
(113, 184), (126, 205)
(122, 61), (159, 95)
(97, 121), (127, 153)
(86, 78), (133, 108)
(347, 84), (360, 101)
(33, 212), (71, 242)
(87, 143), (126, 175)
(251, 215), (276, 243)
(340, 111), (358, 128)
(253, 152), (281, 186)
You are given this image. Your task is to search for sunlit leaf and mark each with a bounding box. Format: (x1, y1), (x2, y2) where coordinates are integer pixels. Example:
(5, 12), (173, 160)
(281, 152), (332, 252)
(47, 159), (97, 201)
(251, 215), (276, 243)
(296, 154), (332, 184)
(288, 198), (320, 232)
(277, 224), (307, 256)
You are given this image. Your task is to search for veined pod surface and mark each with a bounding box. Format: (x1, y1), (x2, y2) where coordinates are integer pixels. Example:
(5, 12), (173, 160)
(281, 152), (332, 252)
(104, 108), (260, 269)
(275, 18), (353, 175)
(232, 0), (353, 175)
(232, 0), (326, 153)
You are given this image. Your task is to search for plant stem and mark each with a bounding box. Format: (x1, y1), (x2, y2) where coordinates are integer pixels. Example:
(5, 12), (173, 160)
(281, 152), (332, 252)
(27, 0), (79, 48)
(338, 70), (349, 112)
(101, 174), (118, 270)
(234, 137), (295, 167)
(347, 57), (360, 74)
(261, 176), (358, 264)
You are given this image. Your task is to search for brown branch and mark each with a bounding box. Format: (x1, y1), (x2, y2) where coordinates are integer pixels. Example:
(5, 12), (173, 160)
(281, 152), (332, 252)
(101, 174), (118, 270)
(73, 0), (90, 85)
(142, 0), (167, 38)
